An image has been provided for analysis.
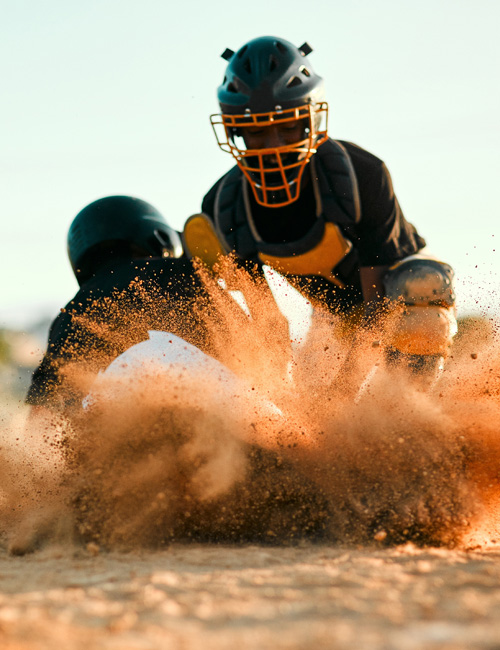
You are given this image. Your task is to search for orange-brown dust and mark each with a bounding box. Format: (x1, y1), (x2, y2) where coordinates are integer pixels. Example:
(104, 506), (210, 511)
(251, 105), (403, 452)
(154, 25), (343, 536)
(2, 261), (500, 553)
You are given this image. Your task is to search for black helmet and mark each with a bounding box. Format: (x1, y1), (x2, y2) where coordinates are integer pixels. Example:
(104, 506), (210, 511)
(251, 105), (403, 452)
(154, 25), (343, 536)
(211, 36), (328, 207)
(218, 36), (324, 114)
(67, 196), (183, 285)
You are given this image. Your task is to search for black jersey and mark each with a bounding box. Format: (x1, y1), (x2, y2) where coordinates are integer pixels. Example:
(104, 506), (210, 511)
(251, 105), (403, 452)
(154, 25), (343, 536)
(201, 140), (426, 309)
(26, 257), (207, 410)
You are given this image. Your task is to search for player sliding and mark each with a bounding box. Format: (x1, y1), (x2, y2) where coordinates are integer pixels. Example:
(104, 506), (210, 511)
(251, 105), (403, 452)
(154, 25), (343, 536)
(26, 196), (206, 417)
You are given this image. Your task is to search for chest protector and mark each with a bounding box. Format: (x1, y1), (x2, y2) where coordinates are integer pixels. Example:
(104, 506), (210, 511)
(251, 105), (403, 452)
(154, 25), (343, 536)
(213, 139), (361, 288)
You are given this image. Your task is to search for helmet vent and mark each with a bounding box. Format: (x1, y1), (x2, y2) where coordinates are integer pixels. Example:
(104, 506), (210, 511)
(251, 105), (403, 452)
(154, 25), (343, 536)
(300, 65), (311, 77)
(227, 82), (238, 93)
(237, 45), (248, 58)
(286, 75), (302, 88)
(275, 41), (287, 54)
(221, 48), (235, 61)
(298, 42), (313, 56)
(242, 58), (252, 74)
(269, 55), (278, 72)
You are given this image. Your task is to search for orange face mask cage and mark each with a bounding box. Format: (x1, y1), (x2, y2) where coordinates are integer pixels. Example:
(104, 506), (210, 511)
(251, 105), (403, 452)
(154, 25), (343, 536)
(210, 102), (329, 207)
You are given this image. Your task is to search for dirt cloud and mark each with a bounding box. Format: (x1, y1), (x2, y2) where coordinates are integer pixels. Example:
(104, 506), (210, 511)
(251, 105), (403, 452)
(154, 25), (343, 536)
(1, 262), (500, 553)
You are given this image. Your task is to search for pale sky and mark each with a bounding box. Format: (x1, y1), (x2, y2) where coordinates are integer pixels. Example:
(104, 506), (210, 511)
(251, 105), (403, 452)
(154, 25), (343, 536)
(1, 0), (499, 328)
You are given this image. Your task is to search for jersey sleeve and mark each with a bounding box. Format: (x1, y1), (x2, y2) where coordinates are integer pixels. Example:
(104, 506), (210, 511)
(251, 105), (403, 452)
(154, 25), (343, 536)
(342, 142), (426, 267)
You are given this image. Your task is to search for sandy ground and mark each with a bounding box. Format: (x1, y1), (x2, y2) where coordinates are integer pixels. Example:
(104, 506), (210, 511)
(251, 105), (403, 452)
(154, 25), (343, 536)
(1, 543), (500, 650)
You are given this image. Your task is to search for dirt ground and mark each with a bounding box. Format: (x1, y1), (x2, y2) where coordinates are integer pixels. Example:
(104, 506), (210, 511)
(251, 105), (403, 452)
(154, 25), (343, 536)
(1, 543), (500, 650)
(2, 374), (500, 650)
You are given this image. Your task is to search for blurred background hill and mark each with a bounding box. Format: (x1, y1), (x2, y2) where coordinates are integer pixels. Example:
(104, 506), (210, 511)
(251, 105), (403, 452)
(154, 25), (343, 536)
(0, 319), (48, 401)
